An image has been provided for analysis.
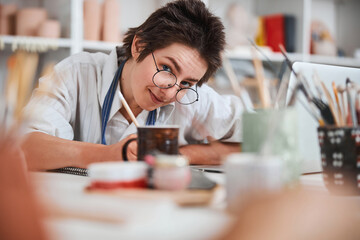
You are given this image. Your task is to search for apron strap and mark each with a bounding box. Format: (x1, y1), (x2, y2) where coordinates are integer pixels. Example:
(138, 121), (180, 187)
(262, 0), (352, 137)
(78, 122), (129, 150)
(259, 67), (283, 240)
(146, 109), (157, 126)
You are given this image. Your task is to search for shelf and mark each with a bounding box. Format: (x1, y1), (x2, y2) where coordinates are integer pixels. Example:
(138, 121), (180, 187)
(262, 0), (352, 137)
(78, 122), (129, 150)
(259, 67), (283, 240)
(0, 35), (72, 51)
(82, 40), (122, 52)
(225, 47), (360, 68)
(225, 47), (300, 62)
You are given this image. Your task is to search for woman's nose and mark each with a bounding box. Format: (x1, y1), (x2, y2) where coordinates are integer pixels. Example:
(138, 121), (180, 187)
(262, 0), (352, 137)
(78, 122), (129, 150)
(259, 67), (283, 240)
(160, 85), (179, 101)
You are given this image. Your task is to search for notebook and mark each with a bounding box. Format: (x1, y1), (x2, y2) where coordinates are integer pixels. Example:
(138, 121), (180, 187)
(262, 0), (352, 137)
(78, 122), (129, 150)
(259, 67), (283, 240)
(286, 61), (360, 173)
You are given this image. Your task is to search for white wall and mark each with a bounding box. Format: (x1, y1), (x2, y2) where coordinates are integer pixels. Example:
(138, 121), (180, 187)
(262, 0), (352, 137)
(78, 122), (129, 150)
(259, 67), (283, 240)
(336, 0), (360, 57)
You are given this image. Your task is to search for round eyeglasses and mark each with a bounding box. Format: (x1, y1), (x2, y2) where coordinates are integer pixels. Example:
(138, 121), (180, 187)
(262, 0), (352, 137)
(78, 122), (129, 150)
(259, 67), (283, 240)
(151, 52), (199, 105)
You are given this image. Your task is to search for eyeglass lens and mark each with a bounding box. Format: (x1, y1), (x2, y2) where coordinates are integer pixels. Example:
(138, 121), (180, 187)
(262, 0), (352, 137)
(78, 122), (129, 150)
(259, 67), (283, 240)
(153, 71), (177, 89)
(153, 72), (198, 104)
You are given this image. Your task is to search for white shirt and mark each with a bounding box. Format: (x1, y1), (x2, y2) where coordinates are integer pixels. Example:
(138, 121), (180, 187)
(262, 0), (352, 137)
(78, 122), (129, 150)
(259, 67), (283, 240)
(24, 48), (244, 145)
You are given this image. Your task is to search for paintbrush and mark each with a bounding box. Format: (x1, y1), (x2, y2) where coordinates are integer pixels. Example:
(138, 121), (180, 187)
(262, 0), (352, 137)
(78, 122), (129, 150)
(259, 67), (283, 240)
(222, 56), (249, 110)
(312, 71), (325, 101)
(278, 45), (313, 99)
(278, 45), (335, 125)
(118, 92), (140, 127)
(337, 85), (347, 125)
(248, 39), (290, 109)
(346, 78), (357, 126)
(332, 82), (343, 126)
(356, 88), (360, 125)
(247, 37), (278, 75)
(251, 47), (272, 108)
(320, 81), (340, 126)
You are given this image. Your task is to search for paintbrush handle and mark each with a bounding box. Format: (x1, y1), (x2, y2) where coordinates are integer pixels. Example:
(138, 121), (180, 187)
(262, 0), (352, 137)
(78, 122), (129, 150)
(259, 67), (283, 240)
(332, 82), (343, 126)
(320, 81), (340, 126)
(118, 92), (140, 127)
(222, 56), (248, 109)
(346, 84), (357, 127)
(251, 48), (271, 108)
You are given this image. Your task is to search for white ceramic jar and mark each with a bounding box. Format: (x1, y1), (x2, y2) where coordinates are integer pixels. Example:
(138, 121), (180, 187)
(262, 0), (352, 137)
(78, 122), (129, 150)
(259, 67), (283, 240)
(153, 155), (191, 191)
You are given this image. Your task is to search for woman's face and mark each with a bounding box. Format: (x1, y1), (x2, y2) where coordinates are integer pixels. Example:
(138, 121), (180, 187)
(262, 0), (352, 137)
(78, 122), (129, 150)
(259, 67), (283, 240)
(129, 43), (208, 111)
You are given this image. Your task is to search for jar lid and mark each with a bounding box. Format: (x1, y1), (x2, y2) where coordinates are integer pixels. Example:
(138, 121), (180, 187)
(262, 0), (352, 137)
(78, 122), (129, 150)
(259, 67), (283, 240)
(88, 161), (148, 182)
(155, 154), (189, 168)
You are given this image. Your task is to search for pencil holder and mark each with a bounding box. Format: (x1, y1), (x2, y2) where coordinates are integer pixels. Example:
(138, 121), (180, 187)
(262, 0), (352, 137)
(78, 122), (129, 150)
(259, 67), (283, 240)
(242, 108), (300, 185)
(318, 126), (360, 195)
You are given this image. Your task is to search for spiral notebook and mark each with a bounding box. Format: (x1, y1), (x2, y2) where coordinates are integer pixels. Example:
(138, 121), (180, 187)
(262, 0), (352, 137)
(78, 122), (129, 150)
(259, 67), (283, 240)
(48, 166), (216, 190)
(48, 167), (88, 176)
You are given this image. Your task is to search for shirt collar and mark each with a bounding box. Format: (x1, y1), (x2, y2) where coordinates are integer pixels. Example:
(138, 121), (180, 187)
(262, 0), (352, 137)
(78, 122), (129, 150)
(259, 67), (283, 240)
(99, 48), (119, 107)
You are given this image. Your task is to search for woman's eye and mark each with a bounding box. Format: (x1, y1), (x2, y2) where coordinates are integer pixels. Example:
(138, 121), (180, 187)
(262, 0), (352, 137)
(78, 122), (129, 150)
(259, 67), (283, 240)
(180, 81), (191, 88)
(162, 65), (171, 72)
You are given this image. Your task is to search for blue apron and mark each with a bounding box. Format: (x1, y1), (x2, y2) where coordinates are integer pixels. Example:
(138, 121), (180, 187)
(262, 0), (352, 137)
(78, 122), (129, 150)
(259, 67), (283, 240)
(101, 60), (157, 145)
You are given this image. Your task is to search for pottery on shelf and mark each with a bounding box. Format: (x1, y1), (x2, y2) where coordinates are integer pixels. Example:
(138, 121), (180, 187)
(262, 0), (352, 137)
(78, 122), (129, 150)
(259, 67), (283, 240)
(83, 0), (101, 41)
(16, 8), (47, 36)
(37, 20), (61, 38)
(0, 4), (17, 35)
(102, 0), (120, 42)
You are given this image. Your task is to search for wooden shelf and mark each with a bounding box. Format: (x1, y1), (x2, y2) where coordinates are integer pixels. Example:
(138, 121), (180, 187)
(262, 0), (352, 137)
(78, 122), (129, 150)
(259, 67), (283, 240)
(0, 35), (72, 50)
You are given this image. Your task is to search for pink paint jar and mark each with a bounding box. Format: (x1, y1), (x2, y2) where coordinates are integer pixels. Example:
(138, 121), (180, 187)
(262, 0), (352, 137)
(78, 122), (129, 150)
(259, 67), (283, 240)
(153, 155), (191, 191)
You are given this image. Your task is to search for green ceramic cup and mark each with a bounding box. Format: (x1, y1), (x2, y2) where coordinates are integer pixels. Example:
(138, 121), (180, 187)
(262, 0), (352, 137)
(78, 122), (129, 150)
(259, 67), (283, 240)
(242, 108), (300, 185)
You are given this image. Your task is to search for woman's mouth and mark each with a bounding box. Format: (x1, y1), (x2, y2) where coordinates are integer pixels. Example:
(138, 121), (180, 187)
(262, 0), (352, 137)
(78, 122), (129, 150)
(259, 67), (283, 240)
(149, 90), (163, 104)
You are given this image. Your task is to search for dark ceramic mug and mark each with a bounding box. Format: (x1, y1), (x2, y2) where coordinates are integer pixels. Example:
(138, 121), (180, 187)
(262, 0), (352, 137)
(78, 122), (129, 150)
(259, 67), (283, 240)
(122, 126), (179, 161)
(317, 126), (360, 195)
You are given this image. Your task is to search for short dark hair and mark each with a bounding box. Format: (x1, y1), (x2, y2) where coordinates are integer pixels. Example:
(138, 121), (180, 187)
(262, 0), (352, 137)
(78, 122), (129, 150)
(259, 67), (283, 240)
(121, 0), (225, 86)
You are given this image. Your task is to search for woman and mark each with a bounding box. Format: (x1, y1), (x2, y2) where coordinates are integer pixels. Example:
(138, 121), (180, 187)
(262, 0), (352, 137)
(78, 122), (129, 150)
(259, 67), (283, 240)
(22, 0), (244, 170)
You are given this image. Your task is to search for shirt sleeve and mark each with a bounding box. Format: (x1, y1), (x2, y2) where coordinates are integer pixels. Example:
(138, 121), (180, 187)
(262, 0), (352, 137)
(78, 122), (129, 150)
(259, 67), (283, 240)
(180, 84), (244, 144)
(23, 63), (78, 140)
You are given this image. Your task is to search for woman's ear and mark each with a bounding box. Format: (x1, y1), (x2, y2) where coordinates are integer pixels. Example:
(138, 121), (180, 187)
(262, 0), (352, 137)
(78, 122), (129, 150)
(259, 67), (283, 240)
(131, 35), (145, 60)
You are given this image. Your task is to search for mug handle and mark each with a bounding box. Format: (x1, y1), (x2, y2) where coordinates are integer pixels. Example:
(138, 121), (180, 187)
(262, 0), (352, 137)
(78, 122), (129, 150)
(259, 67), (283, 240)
(122, 138), (137, 161)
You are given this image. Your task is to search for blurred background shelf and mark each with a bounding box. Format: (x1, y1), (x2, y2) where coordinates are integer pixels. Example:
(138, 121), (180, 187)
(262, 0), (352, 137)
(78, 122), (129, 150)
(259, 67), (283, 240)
(0, 35), (72, 49)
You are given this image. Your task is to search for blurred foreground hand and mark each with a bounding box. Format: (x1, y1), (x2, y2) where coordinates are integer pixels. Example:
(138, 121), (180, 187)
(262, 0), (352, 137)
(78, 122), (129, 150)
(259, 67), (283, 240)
(0, 138), (47, 240)
(216, 189), (360, 240)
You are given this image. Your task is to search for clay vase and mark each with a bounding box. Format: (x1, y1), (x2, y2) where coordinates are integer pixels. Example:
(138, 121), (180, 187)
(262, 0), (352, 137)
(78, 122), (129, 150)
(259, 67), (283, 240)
(0, 4), (17, 35)
(83, 0), (101, 41)
(16, 8), (47, 36)
(38, 19), (61, 38)
(102, 0), (120, 42)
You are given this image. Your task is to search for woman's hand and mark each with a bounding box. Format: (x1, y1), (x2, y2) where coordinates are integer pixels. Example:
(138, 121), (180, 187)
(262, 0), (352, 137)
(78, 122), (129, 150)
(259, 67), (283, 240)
(180, 138), (241, 165)
(109, 134), (138, 161)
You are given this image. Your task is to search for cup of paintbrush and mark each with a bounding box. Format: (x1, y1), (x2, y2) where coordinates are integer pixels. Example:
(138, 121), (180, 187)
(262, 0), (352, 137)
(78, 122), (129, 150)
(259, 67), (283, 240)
(317, 126), (360, 195)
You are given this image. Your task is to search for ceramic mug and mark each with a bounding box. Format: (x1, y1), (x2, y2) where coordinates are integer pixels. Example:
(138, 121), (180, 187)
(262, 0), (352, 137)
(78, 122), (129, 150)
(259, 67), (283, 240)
(242, 108), (300, 185)
(122, 125), (179, 161)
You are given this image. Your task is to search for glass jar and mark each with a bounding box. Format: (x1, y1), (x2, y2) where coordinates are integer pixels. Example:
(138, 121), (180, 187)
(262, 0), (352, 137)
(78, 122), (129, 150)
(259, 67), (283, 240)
(153, 155), (191, 191)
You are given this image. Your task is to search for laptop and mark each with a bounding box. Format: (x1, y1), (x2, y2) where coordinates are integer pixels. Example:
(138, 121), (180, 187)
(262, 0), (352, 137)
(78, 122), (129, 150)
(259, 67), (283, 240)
(287, 61), (360, 173)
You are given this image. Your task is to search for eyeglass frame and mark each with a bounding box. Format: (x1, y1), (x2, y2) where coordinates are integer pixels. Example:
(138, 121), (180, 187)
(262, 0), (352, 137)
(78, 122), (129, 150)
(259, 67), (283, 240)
(151, 52), (199, 105)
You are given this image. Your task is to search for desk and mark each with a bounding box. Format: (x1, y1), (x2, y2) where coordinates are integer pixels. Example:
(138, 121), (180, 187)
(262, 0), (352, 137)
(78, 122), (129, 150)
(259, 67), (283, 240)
(30, 172), (330, 240)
